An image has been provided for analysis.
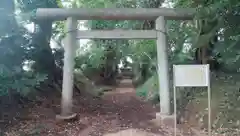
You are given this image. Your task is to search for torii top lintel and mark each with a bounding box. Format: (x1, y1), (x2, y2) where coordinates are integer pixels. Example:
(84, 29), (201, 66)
(36, 8), (196, 21)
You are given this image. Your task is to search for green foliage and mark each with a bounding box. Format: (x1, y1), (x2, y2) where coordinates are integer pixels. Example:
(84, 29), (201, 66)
(175, 0), (240, 69)
(0, 0), (239, 134)
(136, 73), (159, 104)
(130, 40), (157, 86)
(0, 0), (48, 97)
(75, 44), (106, 76)
(172, 0), (240, 132)
(0, 64), (47, 96)
(16, 0), (62, 84)
(16, 0), (59, 12)
(0, 0), (62, 98)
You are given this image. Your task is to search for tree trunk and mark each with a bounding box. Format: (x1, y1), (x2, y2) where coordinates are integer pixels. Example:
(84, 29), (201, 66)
(103, 45), (118, 85)
(0, 0), (18, 36)
(32, 20), (61, 82)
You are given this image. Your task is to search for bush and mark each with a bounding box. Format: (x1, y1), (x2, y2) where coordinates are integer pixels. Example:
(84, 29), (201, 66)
(0, 65), (47, 97)
(136, 73), (159, 104)
(0, 33), (47, 97)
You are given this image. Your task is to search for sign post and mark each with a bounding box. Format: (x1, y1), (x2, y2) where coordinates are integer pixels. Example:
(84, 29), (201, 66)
(173, 64), (211, 136)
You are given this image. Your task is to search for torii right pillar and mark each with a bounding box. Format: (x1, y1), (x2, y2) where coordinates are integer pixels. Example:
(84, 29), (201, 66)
(156, 16), (171, 116)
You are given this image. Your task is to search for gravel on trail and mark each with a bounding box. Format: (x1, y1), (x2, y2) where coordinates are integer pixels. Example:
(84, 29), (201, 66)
(4, 79), (201, 136)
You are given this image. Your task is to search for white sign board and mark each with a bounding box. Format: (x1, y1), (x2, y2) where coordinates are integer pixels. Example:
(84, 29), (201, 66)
(173, 64), (211, 136)
(173, 64), (209, 87)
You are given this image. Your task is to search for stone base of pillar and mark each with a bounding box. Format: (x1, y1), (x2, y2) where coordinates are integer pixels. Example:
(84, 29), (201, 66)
(137, 112), (176, 134)
(56, 113), (77, 122)
(154, 112), (175, 127)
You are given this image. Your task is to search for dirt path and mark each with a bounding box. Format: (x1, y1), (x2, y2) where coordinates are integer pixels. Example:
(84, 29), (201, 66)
(4, 79), (195, 136)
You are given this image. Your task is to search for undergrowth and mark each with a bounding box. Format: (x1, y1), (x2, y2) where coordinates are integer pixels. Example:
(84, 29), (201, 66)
(136, 72), (240, 135)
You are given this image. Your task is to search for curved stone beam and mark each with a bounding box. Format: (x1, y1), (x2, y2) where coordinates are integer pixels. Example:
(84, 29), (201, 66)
(36, 8), (196, 21)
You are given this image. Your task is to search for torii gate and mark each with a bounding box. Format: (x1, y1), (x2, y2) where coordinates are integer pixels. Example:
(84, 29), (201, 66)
(36, 8), (195, 120)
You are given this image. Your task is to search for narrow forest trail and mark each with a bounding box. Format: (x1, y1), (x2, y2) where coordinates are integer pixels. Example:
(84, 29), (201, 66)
(4, 79), (203, 136)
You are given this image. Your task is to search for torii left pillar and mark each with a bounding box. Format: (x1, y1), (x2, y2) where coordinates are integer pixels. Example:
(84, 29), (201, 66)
(56, 17), (77, 120)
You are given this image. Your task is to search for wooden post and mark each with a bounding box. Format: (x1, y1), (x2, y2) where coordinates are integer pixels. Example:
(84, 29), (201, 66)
(57, 17), (77, 119)
(156, 16), (171, 115)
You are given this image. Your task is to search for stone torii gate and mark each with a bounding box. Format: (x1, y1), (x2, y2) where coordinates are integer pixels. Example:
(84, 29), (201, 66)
(36, 8), (195, 119)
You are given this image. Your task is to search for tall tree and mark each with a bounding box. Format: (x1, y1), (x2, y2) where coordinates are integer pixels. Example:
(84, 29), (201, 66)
(16, 0), (62, 85)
